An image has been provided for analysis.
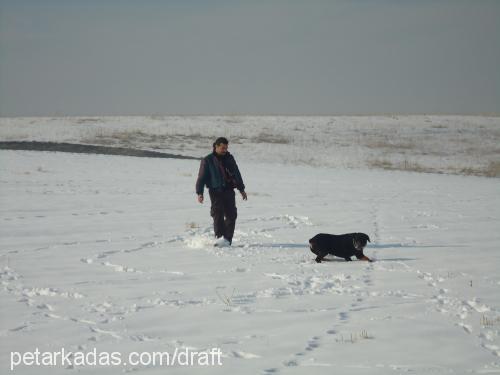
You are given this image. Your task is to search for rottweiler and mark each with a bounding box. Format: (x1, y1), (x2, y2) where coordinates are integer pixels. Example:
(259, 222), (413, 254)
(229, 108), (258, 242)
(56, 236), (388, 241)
(309, 233), (372, 263)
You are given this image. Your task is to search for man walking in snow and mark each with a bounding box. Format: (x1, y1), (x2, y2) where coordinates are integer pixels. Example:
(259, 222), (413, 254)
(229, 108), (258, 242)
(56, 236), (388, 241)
(196, 137), (247, 247)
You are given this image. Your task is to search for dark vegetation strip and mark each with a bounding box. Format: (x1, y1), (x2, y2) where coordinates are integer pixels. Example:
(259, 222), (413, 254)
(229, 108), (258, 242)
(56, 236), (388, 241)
(0, 141), (201, 160)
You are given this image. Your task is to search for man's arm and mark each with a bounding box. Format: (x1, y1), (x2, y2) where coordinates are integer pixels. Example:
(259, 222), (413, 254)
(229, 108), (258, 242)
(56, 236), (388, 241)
(195, 158), (208, 201)
(229, 155), (245, 193)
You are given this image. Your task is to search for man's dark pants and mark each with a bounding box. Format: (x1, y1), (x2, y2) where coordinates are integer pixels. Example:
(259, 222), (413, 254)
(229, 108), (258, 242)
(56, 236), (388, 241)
(209, 189), (237, 243)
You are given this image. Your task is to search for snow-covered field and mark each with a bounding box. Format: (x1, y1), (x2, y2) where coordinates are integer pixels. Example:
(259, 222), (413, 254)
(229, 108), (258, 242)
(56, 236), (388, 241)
(1, 117), (500, 374)
(1, 115), (499, 176)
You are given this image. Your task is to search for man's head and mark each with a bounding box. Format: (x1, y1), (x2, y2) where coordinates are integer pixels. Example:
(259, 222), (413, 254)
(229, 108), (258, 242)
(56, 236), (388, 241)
(213, 137), (229, 156)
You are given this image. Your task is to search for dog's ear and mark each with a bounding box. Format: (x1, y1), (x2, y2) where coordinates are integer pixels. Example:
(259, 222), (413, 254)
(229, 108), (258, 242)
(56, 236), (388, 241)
(358, 233), (370, 243)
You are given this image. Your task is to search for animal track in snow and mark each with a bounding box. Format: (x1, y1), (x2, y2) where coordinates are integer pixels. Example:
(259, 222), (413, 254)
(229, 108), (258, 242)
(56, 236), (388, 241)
(305, 336), (321, 351)
(417, 269), (500, 358)
(230, 350), (261, 359)
(2, 267), (85, 301)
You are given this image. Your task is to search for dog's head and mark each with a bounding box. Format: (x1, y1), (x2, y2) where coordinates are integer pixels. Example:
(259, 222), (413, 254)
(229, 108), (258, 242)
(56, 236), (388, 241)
(353, 233), (371, 251)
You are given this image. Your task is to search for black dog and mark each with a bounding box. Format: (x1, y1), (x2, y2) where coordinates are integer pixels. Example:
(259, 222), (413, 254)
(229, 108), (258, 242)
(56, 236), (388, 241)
(309, 233), (372, 263)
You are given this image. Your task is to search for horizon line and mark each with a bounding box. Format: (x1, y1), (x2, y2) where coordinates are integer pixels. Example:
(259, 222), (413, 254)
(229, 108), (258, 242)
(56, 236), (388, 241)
(1, 113), (499, 119)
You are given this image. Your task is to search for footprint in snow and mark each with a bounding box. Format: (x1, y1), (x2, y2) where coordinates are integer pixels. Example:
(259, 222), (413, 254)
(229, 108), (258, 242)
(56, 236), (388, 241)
(230, 351), (261, 359)
(339, 311), (349, 321)
(305, 336), (321, 351)
(263, 368), (279, 374)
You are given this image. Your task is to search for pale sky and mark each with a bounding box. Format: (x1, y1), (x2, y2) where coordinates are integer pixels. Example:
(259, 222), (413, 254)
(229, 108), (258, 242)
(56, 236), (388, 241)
(0, 0), (499, 116)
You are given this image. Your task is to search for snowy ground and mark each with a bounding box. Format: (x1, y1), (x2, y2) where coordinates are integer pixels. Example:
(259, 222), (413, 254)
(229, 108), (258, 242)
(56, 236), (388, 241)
(1, 144), (499, 373)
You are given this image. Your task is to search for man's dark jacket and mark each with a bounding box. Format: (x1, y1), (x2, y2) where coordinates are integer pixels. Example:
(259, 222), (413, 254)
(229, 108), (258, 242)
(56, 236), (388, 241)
(196, 152), (245, 195)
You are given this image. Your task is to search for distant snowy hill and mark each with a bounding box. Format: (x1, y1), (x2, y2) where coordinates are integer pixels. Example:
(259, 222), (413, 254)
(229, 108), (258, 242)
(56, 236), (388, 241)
(1, 115), (499, 177)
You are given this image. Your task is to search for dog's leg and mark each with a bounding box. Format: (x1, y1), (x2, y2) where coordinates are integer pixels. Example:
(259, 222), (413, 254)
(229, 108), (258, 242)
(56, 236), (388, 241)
(356, 254), (373, 262)
(311, 246), (323, 262)
(315, 249), (328, 263)
(310, 241), (326, 263)
(354, 251), (373, 262)
(344, 257), (352, 262)
(309, 243), (319, 256)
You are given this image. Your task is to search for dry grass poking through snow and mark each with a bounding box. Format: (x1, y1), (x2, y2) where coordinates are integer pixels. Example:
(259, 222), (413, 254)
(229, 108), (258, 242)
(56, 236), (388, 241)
(1, 115), (499, 177)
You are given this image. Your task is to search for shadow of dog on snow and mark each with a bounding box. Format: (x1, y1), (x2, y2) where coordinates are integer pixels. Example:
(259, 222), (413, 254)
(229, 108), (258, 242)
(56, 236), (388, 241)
(309, 233), (372, 263)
